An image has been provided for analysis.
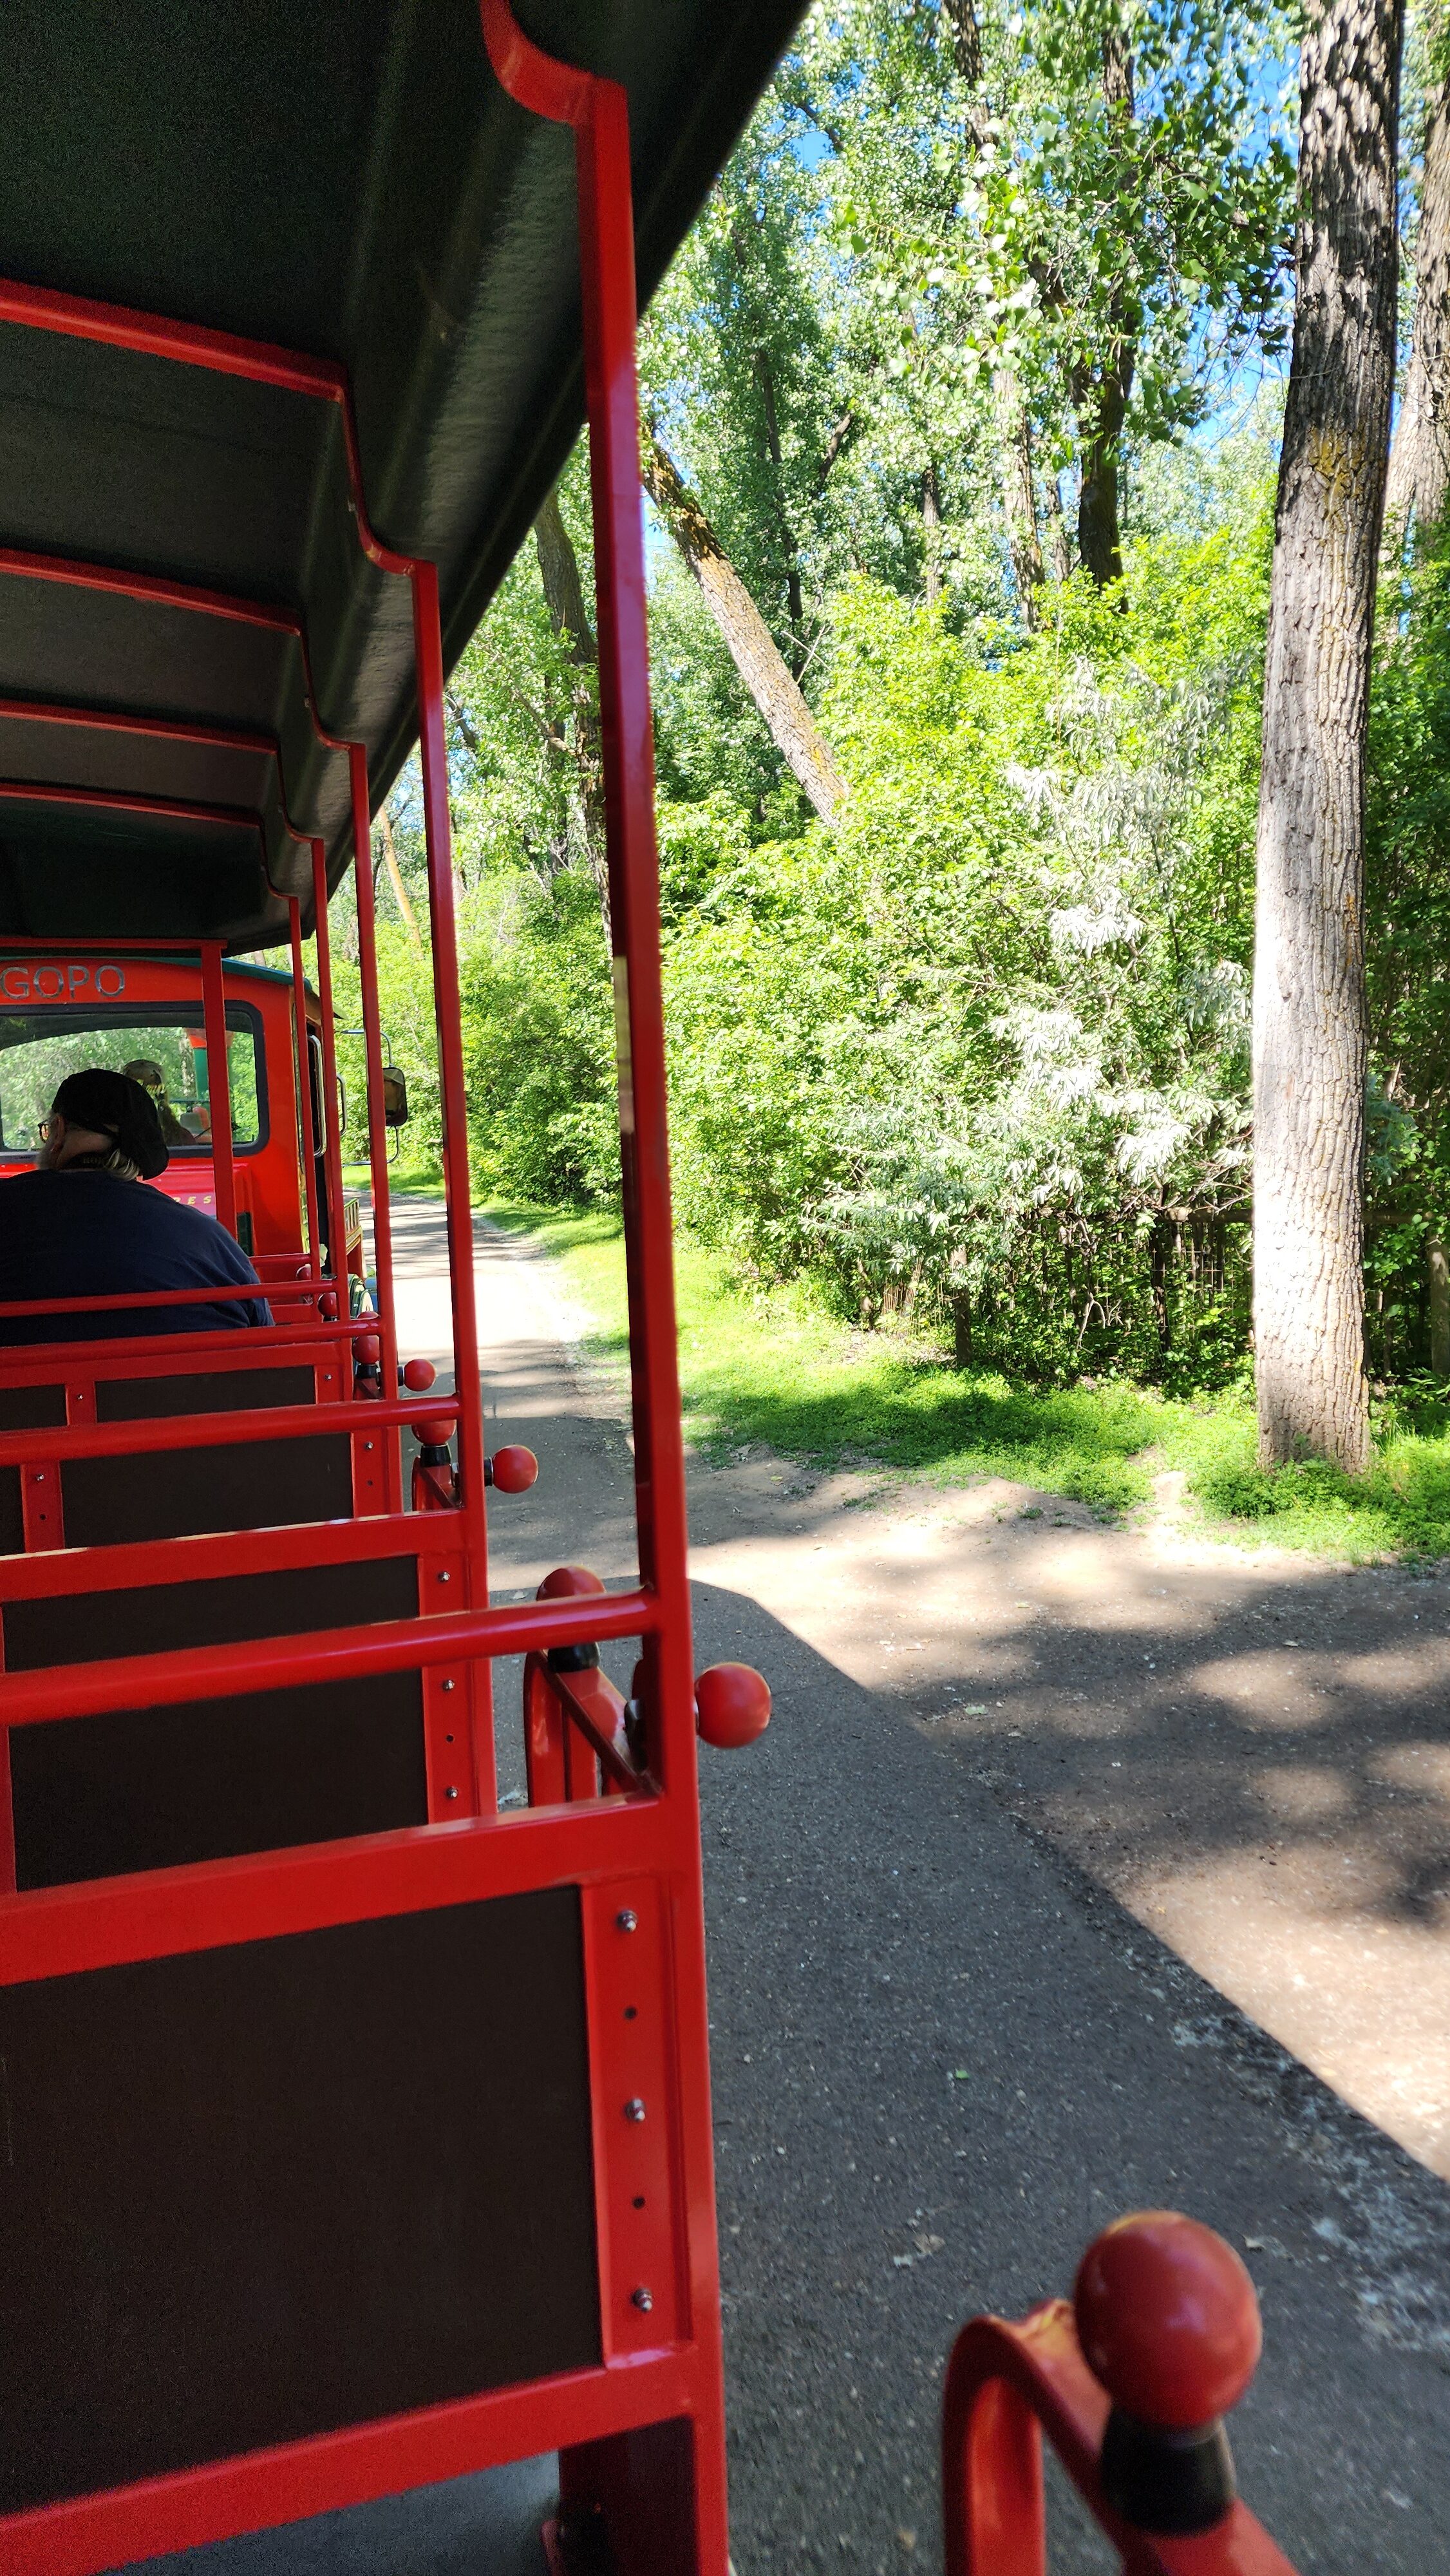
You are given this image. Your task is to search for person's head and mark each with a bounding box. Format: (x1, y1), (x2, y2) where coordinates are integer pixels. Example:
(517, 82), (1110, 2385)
(39, 1069), (169, 1180)
(121, 1057), (168, 1098)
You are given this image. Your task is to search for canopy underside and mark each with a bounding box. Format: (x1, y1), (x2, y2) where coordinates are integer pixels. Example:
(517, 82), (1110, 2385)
(0, 0), (801, 947)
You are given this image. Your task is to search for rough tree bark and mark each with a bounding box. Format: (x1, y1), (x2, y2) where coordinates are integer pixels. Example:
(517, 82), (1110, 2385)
(995, 375), (1046, 626)
(943, 0), (1048, 619)
(922, 462), (944, 607)
(1251, 0), (1404, 1473)
(1429, 1239), (1450, 1375)
(1384, 21), (1450, 538)
(1072, 24), (1136, 586)
(642, 428), (847, 822)
(377, 806), (423, 956)
(533, 490), (611, 936)
(1043, 475), (1073, 583)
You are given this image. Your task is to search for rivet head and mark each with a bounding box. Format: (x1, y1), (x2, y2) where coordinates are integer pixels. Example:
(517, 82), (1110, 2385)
(630, 2286), (654, 2312)
(625, 2098), (646, 2123)
(444, 1786), (460, 1801)
(437, 1571), (451, 1582)
(616, 1908), (638, 1933)
(441, 1678), (456, 1692)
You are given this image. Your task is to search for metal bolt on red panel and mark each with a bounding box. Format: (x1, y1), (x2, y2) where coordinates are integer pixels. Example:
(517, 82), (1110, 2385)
(695, 1662), (771, 1749)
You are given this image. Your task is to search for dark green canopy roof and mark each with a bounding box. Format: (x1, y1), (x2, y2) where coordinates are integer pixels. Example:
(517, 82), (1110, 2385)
(0, 0), (801, 947)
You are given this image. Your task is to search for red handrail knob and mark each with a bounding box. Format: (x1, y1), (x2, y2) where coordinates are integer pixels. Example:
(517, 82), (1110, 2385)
(695, 1663), (771, 1750)
(402, 1356), (437, 1392)
(411, 1415), (458, 1450)
(354, 1331), (382, 1364)
(490, 1444), (538, 1493)
(536, 1564), (607, 1600)
(1074, 2211), (1261, 2432)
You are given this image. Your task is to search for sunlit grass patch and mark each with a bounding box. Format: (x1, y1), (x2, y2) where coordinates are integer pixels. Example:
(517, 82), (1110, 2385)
(484, 1206), (1450, 1564)
(486, 1204), (1159, 1508)
(346, 1159), (445, 1199)
(1172, 1395), (1450, 1561)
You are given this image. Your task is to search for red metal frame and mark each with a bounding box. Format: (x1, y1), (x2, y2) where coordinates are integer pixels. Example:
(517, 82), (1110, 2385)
(476, 14), (731, 2561)
(199, 938), (238, 1236)
(308, 838), (348, 1283)
(0, 8), (736, 2568)
(941, 2302), (1299, 2574)
(348, 744), (399, 1383)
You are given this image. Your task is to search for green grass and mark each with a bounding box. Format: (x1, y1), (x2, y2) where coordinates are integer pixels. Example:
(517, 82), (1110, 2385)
(484, 1204), (1450, 1563)
(343, 1157), (445, 1199)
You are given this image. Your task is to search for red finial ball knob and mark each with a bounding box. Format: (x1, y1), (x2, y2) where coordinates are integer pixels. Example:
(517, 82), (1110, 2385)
(490, 1444), (538, 1494)
(319, 1291), (338, 1321)
(536, 1564), (607, 1600)
(695, 1663), (771, 1750)
(411, 1415), (457, 1449)
(402, 1356), (437, 1393)
(1074, 2213), (1261, 2432)
(354, 1331), (382, 1364)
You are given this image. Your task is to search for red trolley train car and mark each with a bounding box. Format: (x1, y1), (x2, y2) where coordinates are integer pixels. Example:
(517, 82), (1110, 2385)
(0, 6), (1305, 2571)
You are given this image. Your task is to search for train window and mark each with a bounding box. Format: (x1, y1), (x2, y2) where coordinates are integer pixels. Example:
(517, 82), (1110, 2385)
(0, 1007), (265, 1157)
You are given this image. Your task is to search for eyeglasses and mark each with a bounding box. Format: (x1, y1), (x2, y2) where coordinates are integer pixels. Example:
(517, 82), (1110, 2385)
(35, 1116), (55, 1142)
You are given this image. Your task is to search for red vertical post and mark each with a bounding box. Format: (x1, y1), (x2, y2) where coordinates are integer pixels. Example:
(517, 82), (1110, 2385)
(408, 562), (487, 1537)
(0, 1723), (15, 1899)
(200, 941), (236, 1239)
(348, 746), (399, 1390)
(288, 895), (323, 1274)
(574, 89), (693, 1749)
(309, 839), (348, 1294)
(941, 2372), (1047, 2576)
(574, 86), (730, 2576)
(476, 11), (727, 2566)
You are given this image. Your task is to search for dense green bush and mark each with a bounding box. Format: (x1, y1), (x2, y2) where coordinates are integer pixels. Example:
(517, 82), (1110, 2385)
(659, 529), (1266, 1382)
(458, 875), (617, 1206)
(367, 485), (1450, 1406)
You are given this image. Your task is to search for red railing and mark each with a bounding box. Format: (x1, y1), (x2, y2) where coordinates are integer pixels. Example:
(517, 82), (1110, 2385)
(523, 1566), (771, 1807)
(941, 2212), (1299, 2573)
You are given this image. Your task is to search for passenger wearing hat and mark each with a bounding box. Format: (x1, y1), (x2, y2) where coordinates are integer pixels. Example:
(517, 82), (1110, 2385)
(0, 1066), (271, 1344)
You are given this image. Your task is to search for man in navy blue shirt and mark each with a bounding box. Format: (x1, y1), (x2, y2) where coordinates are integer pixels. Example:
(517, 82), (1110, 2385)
(0, 1066), (271, 1344)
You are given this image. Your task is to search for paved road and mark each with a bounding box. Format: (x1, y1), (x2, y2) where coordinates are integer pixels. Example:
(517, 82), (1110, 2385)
(126, 1206), (1450, 2575)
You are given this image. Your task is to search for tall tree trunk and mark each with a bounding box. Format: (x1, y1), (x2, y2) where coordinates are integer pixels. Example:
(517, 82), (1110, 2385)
(533, 491), (611, 937)
(1073, 25), (1136, 587)
(643, 428), (847, 822)
(1384, 26), (1450, 538)
(377, 806), (423, 956)
(1251, 0), (1404, 1474)
(995, 374), (1044, 626)
(1429, 1238), (1450, 1374)
(1075, 352), (1133, 584)
(921, 462), (943, 606)
(943, 0), (1047, 610)
(752, 340), (808, 664)
(1043, 474), (1073, 583)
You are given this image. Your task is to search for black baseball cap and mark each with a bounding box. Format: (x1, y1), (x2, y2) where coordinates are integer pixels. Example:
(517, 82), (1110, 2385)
(52, 1068), (169, 1179)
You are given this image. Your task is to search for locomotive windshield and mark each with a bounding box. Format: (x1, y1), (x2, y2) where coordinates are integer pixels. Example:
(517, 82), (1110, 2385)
(0, 1006), (264, 1157)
